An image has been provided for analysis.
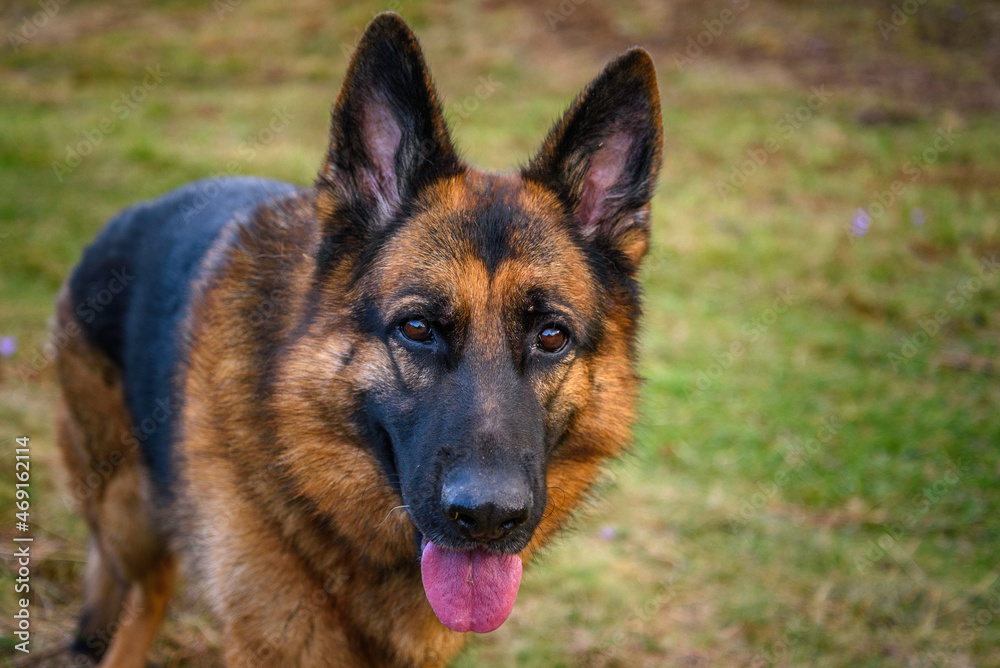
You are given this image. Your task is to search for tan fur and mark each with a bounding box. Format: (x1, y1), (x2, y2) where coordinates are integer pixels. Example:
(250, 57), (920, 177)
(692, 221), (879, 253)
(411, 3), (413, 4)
(54, 287), (171, 662)
(171, 167), (642, 665)
(176, 196), (465, 666)
(55, 175), (644, 665)
(98, 556), (175, 668)
(55, 13), (661, 666)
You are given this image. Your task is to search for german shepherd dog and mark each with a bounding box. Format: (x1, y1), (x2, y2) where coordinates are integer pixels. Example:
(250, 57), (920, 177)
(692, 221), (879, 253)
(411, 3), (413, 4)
(55, 12), (661, 667)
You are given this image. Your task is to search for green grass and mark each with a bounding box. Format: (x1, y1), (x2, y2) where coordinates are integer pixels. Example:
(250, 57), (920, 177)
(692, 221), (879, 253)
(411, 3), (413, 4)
(2, 0), (1000, 666)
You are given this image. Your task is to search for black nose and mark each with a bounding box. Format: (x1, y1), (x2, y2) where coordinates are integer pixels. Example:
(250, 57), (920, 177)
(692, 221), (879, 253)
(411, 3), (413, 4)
(441, 468), (532, 542)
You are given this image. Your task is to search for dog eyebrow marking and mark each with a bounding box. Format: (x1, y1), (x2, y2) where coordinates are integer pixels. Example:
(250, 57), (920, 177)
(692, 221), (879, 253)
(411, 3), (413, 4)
(384, 292), (456, 325)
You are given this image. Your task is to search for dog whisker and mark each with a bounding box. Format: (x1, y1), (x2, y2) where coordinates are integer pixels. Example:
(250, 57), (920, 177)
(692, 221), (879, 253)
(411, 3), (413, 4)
(543, 486), (568, 519)
(375, 504), (411, 529)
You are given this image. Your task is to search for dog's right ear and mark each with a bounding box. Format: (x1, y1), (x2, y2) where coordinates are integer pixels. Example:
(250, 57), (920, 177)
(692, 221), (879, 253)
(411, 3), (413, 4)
(316, 12), (461, 240)
(523, 48), (662, 273)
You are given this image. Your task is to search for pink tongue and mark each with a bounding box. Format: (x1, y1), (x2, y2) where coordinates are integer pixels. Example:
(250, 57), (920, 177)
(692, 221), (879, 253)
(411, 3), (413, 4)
(420, 542), (522, 633)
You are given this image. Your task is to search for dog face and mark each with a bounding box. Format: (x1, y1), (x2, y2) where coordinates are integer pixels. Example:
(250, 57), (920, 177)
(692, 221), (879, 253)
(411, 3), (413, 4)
(312, 13), (660, 551)
(352, 173), (604, 555)
(272, 12), (661, 631)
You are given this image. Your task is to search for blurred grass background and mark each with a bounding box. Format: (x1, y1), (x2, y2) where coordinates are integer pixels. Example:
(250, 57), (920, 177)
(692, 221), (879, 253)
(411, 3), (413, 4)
(1, 0), (999, 666)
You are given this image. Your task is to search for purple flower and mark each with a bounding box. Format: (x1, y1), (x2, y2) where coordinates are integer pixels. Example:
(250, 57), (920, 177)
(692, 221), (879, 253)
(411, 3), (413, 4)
(911, 207), (926, 226)
(851, 209), (871, 237)
(598, 525), (617, 541)
(0, 336), (16, 358)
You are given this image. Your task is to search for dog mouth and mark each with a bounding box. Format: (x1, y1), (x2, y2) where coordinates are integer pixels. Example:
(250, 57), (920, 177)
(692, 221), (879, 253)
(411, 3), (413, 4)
(417, 534), (523, 634)
(389, 442), (529, 633)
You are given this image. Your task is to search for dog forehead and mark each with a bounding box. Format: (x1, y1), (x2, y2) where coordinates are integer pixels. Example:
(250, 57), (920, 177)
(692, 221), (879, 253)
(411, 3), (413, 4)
(370, 174), (597, 311)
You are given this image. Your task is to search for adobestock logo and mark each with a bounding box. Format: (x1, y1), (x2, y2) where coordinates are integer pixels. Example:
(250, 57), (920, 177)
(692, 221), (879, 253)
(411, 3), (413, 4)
(671, 0), (751, 71)
(688, 288), (799, 398)
(888, 255), (998, 371)
(716, 85), (832, 197)
(6, 0), (70, 53)
(51, 66), (169, 182)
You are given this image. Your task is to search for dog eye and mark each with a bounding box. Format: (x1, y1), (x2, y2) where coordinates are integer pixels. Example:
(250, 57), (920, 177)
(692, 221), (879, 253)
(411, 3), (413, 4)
(400, 318), (434, 343)
(537, 326), (568, 353)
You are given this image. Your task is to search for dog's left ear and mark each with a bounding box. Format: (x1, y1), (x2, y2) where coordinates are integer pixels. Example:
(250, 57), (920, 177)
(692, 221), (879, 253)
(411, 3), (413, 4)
(317, 12), (460, 236)
(524, 48), (662, 271)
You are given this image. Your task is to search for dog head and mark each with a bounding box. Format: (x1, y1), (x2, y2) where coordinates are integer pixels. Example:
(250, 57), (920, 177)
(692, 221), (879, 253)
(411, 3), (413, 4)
(279, 12), (661, 632)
